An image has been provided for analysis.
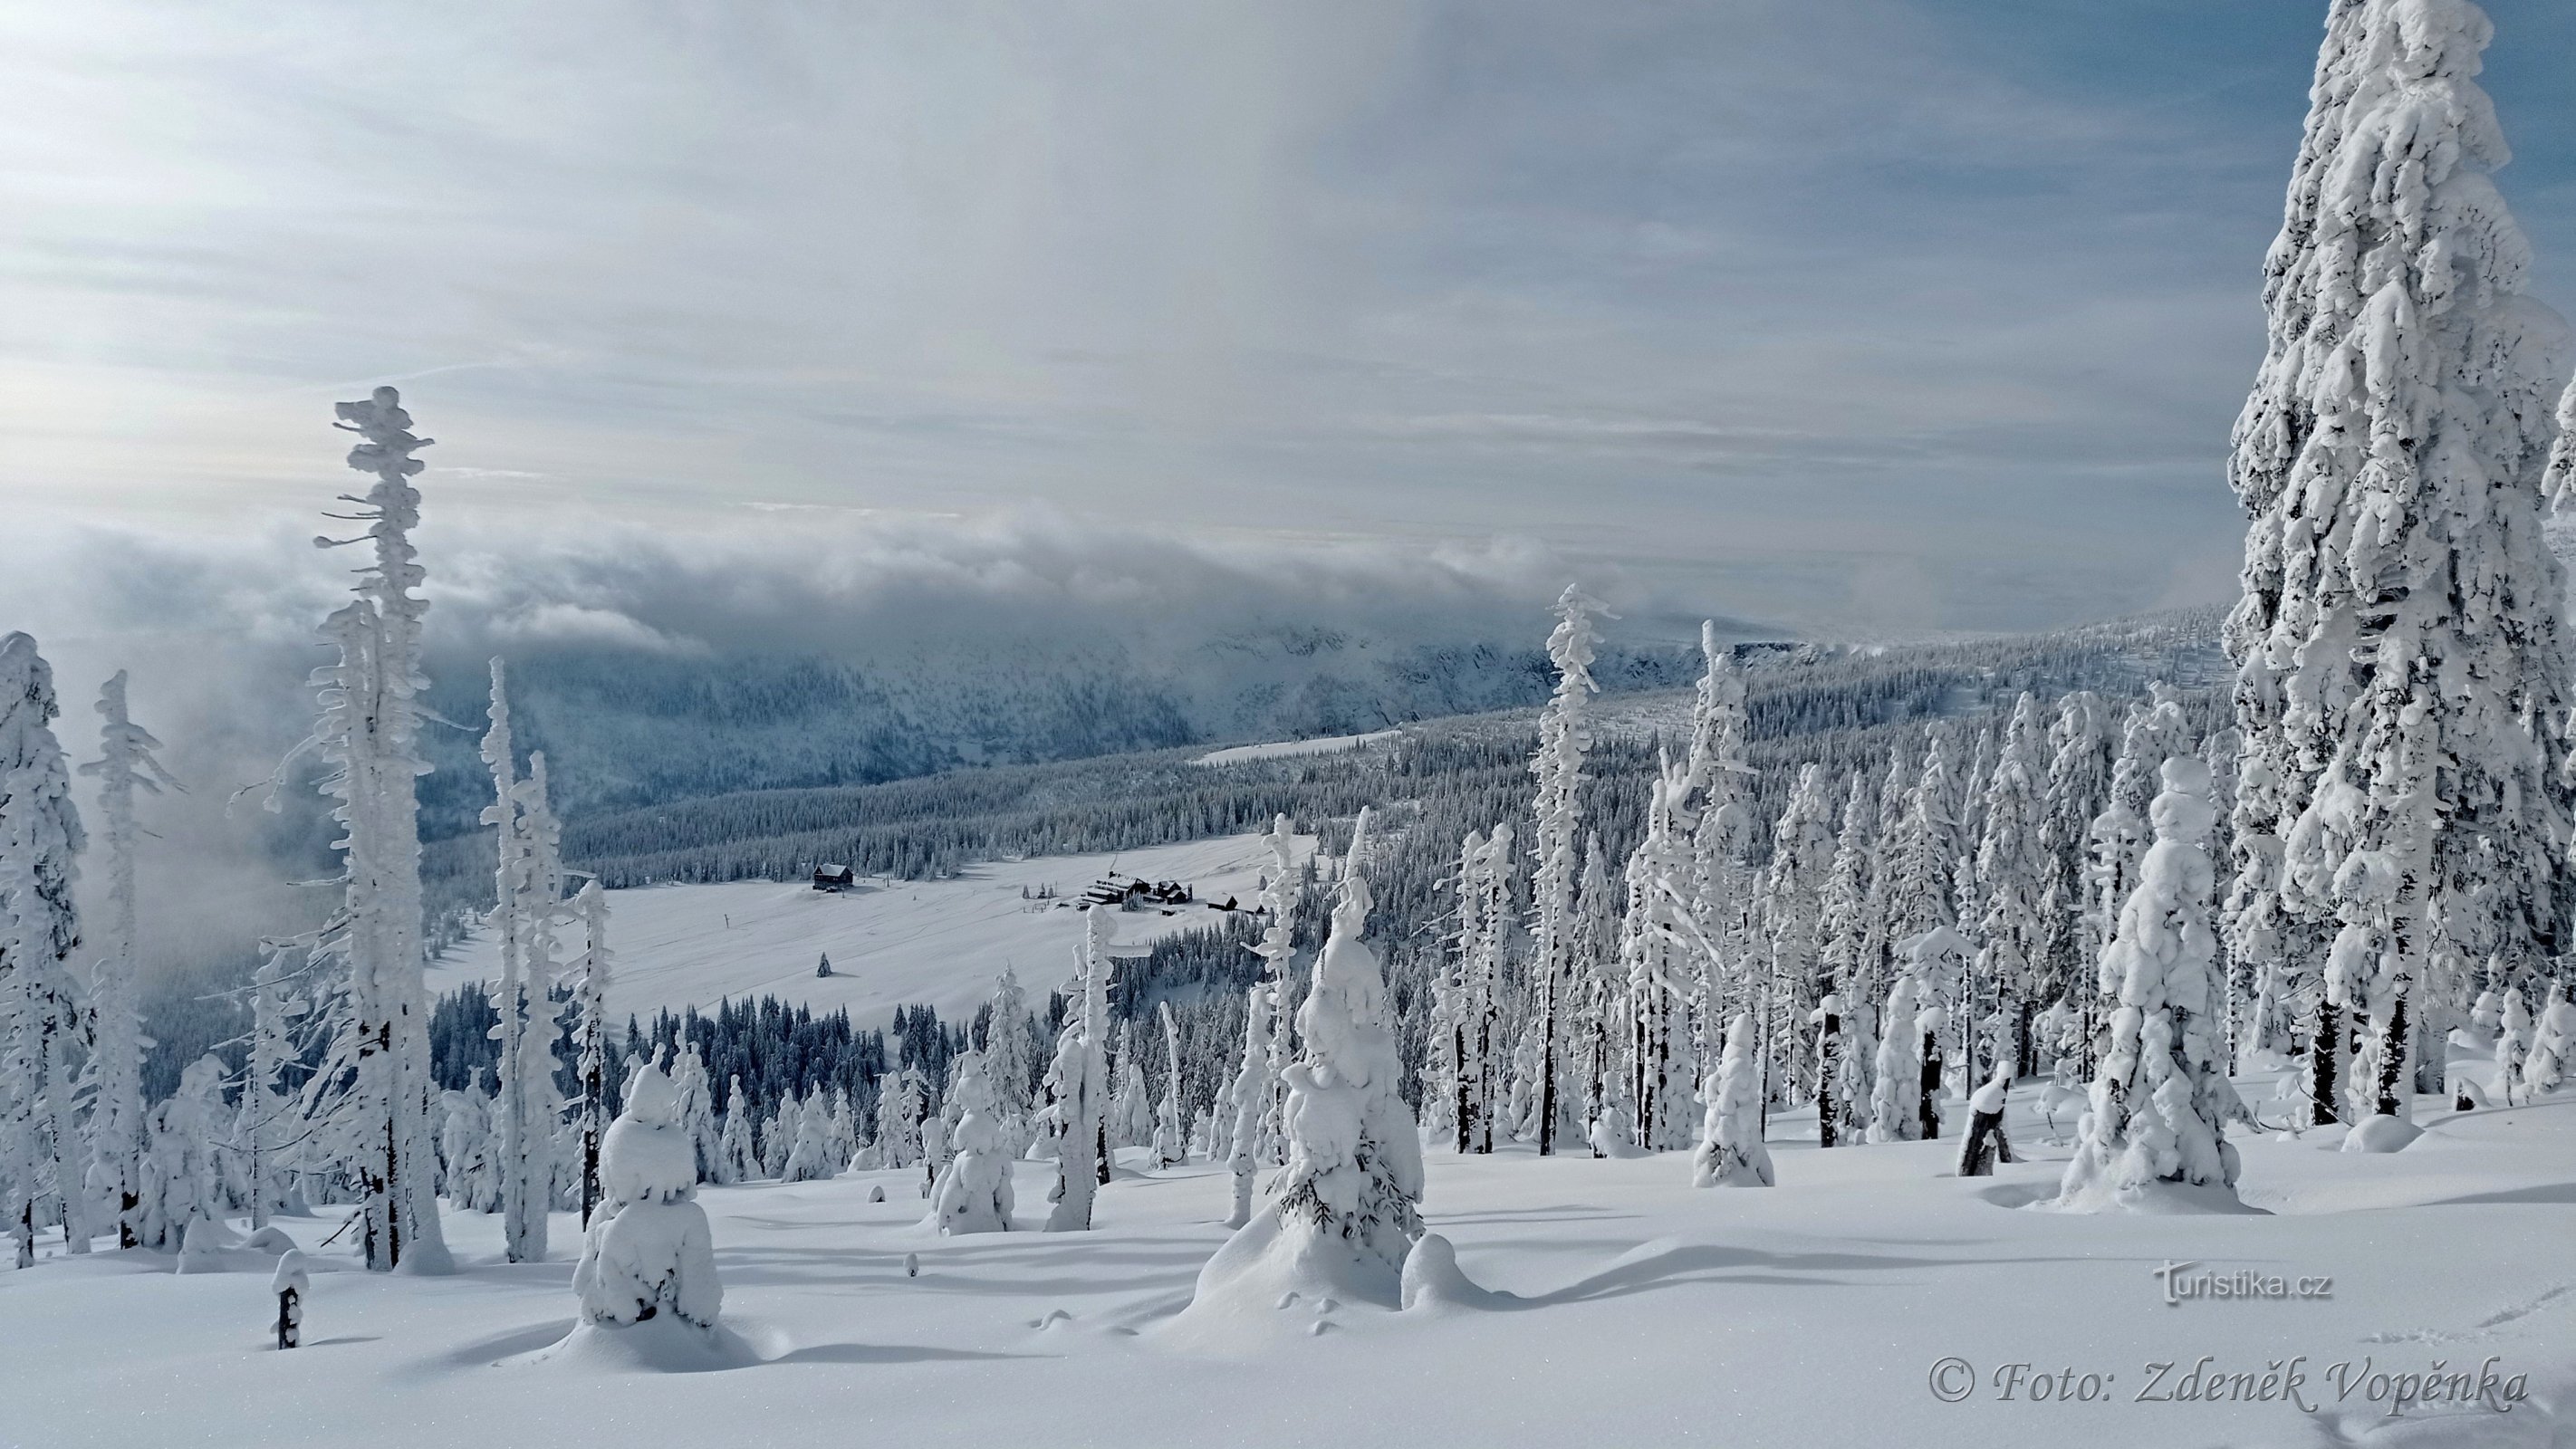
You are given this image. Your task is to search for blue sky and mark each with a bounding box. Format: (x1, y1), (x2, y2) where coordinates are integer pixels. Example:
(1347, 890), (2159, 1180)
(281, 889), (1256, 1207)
(4, 0), (2572, 638)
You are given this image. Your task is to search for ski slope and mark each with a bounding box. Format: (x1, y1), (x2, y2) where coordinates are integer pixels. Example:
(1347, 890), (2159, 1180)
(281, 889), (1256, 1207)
(426, 831), (1311, 1024)
(1192, 729), (1400, 766)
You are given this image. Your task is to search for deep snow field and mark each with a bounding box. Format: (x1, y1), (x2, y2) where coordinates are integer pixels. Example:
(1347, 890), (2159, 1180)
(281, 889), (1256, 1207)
(424, 831), (1311, 1025)
(6, 1072), (2571, 1449)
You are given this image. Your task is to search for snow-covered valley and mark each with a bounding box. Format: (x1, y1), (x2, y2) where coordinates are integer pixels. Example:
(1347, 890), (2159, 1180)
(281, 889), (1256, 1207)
(424, 832), (1312, 1026)
(7, 1071), (2569, 1449)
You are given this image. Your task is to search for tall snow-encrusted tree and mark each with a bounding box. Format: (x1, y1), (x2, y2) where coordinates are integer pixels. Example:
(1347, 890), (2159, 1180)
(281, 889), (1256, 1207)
(1045, 907), (1114, 1231)
(1620, 763), (1701, 1151)
(0, 634), (88, 1266)
(982, 964), (1038, 1153)
(1223, 815), (1298, 1222)
(279, 389), (453, 1273)
(2226, 0), (2576, 1127)
(1154, 1001), (1187, 1169)
(481, 662), (570, 1262)
(1866, 974), (1923, 1145)
(77, 669), (175, 1251)
(1683, 625), (1754, 1047)
(1885, 730), (1963, 941)
(716, 1076), (755, 1184)
(2037, 692), (2112, 1043)
(1974, 695), (2049, 1078)
(571, 878), (613, 1223)
(1526, 585), (1609, 1156)
(2056, 758), (2241, 1209)
(1184, 829), (1421, 1312)
(1418, 829), (1482, 1147)
(1759, 763), (1838, 1108)
(1816, 773), (1880, 1142)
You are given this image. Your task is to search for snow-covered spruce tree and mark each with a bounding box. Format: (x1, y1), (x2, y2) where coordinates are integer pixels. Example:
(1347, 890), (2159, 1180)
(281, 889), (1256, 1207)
(2056, 758), (2241, 1210)
(277, 389), (452, 1273)
(1526, 585), (1610, 1156)
(245, 940), (306, 1225)
(928, 1050), (1014, 1233)
(1974, 695), (2049, 1079)
(1224, 816), (1297, 1221)
(2524, 980), (2573, 1096)
(1154, 1001), (1187, 1168)
(1419, 829), (1480, 1147)
(1866, 975), (1923, 1145)
(1620, 763), (1701, 1151)
(570, 878), (613, 1223)
(982, 964), (1038, 1154)
(1184, 836), (1421, 1312)
(781, 1089), (837, 1182)
(716, 1076), (754, 1184)
(1885, 730), (1963, 942)
(480, 664), (571, 1262)
(1572, 833), (1621, 1152)
(2037, 692), (2112, 1060)
(1759, 763), (1837, 1115)
(1817, 773), (1880, 1143)
(2491, 985), (2529, 1105)
(1691, 1013), (1773, 1187)
(569, 1063), (724, 1339)
(0, 633), (89, 1266)
(137, 1055), (226, 1252)
(1111, 1021), (1152, 1150)
(1683, 624), (1754, 1058)
(1046, 907), (1114, 1231)
(2226, 0), (2576, 1129)
(441, 1081), (496, 1213)
(77, 669), (175, 1250)
(676, 1043), (718, 1186)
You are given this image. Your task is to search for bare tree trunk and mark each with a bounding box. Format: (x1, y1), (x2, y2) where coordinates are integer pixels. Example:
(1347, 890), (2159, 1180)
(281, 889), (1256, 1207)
(2310, 999), (2340, 1128)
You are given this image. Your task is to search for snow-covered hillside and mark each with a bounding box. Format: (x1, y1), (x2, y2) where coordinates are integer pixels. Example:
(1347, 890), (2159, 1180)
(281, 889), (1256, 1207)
(7, 1071), (2568, 1448)
(426, 832), (1312, 1025)
(1192, 728), (1399, 766)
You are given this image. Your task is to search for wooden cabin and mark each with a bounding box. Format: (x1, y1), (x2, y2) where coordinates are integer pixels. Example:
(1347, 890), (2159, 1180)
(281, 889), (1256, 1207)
(812, 863), (856, 892)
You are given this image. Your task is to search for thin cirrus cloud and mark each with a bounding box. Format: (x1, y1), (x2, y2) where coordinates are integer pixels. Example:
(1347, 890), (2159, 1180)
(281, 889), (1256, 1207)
(3, 0), (2573, 638)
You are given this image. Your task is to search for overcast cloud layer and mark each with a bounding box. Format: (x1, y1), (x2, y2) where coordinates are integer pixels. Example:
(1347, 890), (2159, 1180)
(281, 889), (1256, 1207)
(5, 0), (2576, 635)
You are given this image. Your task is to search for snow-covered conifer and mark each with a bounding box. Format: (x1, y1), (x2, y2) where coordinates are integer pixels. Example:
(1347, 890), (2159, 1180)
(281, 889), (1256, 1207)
(2523, 981), (2573, 1097)
(1973, 695), (2048, 1078)
(716, 1077), (755, 1184)
(1885, 730), (1962, 939)
(2228, 0), (2576, 1128)
(571, 1063), (722, 1334)
(982, 964), (1038, 1153)
(1866, 976), (1922, 1145)
(1224, 816), (1297, 1219)
(1620, 763), (1702, 1151)
(77, 668), (175, 1250)
(570, 880), (613, 1223)
(2056, 758), (2240, 1209)
(138, 1055), (226, 1252)
(928, 1050), (1014, 1233)
(1184, 833), (1421, 1311)
(1525, 585), (1609, 1156)
(1, 633), (88, 1266)
(781, 1089), (837, 1182)
(1154, 1001), (1187, 1169)
(277, 390), (452, 1273)
(1816, 773), (1879, 1141)
(1045, 908), (1114, 1231)
(1692, 1012), (1773, 1187)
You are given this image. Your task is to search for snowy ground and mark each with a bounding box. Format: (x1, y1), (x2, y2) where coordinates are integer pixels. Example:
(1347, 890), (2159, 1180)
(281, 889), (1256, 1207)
(425, 832), (1310, 1025)
(9, 1072), (2571, 1449)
